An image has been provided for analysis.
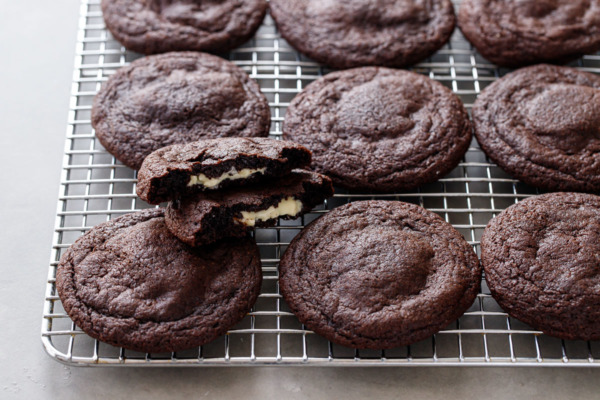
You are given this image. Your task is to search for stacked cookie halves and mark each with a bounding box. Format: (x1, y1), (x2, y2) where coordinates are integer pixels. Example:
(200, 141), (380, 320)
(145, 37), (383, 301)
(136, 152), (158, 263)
(136, 137), (334, 246)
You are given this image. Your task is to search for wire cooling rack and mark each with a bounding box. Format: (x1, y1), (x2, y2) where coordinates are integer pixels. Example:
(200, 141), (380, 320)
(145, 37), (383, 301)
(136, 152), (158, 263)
(42, 0), (600, 367)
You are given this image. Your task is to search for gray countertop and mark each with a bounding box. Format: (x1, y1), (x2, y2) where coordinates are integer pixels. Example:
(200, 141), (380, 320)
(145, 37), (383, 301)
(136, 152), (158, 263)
(2, 1), (600, 398)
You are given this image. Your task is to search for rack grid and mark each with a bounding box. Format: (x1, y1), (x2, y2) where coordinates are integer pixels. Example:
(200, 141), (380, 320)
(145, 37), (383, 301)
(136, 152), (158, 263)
(42, 0), (600, 367)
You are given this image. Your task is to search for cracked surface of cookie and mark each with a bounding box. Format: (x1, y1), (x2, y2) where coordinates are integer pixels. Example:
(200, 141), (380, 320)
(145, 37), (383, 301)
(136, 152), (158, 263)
(270, 0), (455, 69)
(56, 208), (262, 353)
(481, 192), (600, 341)
(92, 52), (270, 170)
(458, 0), (600, 67)
(283, 67), (472, 192)
(279, 200), (481, 349)
(472, 64), (600, 192)
(101, 0), (267, 54)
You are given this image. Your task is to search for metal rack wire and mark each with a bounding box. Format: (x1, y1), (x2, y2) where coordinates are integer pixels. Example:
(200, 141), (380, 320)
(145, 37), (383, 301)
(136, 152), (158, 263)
(42, 0), (600, 366)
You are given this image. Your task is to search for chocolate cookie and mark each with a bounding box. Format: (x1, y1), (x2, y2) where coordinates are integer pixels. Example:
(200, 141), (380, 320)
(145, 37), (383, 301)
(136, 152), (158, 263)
(165, 170), (333, 246)
(481, 192), (600, 341)
(472, 64), (600, 192)
(458, 0), (600, 67)
(137, 138), (311, 204)
(279, 200), (481, 349)
(55, 208), (262, 353)
(270, 0), (456, 69)
(101, 0), (267, 54)
(283, 67), (472, 192)
(92, 52), (270, 170)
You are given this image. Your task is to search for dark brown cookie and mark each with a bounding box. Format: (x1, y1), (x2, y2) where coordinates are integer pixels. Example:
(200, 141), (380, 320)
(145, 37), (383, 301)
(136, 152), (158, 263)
(101, 0), (267, 55)
(279, 200), (481, 349)
(458, 0), (600, 67)
(91, 52), (270, 170)
(472, 64), (600, 192)
(481, 192), (600, 341)
(165, 170), (333, 246)
(137, 138), (311, 204)
(283, 67), (472, 192)
(270, 0), (455, 69)
(55, 208), (262, 353)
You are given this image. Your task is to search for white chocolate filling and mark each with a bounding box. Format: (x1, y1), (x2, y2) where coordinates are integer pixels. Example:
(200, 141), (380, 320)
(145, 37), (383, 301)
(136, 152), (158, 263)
(187, 167), (267, 188)
(236, 197), (303, 227)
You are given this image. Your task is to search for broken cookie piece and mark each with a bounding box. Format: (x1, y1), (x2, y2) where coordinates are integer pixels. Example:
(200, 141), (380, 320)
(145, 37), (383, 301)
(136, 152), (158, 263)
(137, 137), (312, 204)
(164, 170), (334, 246)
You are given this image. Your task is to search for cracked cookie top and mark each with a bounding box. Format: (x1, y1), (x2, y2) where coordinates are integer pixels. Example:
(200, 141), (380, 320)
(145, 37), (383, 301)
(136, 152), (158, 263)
(92, 52), (270, 170)
(481, 192), (600, 341)
(472, 64), (600, 192)
(56, 208), (262, 353)
(270, 0), (455, 69)
(283, 67), (472, 192)
(459, 0), (600, 67)
(101, 0), (267, 54)
(279, 200), (481, 349)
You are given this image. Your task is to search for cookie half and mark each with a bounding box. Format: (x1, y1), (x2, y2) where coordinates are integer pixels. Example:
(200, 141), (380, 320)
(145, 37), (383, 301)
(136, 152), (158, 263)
(165, 170), (333, 246)
(270, 0), (455, 69)
(481, 192), (600, 341)
(283, 67), (472, 192)
(92, 52), (270, 170)
(279, 200), (481, 349)
(137, 138), (311, 204)
(472, 64), (600, 192)
(101, 0), (268, 54)
(458, 0), (600, 67)
(56, 208), (262, 353)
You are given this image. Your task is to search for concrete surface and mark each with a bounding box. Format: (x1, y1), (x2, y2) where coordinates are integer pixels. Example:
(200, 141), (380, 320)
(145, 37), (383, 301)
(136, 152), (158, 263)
(1, 1), (600, 399)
